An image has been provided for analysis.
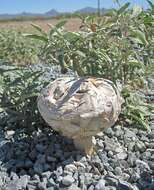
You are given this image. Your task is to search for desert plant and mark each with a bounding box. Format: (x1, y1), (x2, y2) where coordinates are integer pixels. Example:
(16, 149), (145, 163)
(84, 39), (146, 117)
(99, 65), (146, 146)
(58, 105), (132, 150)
(0, 63), (48, 133)
(24, 1), (154, 130)
(0, 29), (39, 64)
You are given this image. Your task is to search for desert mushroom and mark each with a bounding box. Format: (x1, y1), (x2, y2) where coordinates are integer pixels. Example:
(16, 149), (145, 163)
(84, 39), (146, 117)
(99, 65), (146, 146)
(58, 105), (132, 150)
(37, 77), (123, 155)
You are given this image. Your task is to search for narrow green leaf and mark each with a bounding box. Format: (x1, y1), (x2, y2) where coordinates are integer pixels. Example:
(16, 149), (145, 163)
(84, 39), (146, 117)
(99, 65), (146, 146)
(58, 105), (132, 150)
(117, 2), (130, 15)
(23, 34), (48, 42)
(130, 29), (148, 45)
(31, 24), (47, 37)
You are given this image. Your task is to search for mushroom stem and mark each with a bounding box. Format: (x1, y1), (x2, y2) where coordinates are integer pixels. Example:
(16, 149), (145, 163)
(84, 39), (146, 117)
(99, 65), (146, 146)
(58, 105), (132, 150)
(73, 136), (94, 155)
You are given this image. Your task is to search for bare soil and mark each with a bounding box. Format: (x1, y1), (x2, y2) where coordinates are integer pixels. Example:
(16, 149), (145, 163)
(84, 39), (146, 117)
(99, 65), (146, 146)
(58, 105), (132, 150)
(0, 18), (81, 32)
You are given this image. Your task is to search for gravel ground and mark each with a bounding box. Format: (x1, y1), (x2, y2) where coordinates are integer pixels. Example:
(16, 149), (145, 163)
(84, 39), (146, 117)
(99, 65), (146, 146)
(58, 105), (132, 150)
(0, 116), (154, 190)
(0, 63), (153, 190)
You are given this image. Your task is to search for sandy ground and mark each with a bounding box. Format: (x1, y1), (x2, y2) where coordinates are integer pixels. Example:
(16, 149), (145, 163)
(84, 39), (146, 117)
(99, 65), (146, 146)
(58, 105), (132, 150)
(0, 18), (82, 32)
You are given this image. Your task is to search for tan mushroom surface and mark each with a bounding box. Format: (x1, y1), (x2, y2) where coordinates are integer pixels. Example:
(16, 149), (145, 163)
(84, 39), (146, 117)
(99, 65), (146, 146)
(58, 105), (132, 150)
(37, 77), (123, 155)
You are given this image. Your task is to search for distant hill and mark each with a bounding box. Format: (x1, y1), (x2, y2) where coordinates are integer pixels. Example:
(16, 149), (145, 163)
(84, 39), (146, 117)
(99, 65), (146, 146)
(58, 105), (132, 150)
(45, 9), (59, 16)
(0, 7), (108, 18)
(76, 7), (98, 13)
(76, 7), (107, 14)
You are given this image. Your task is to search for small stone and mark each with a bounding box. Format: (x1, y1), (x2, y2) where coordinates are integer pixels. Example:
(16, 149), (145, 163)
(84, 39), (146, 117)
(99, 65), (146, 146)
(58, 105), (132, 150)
(36, 144), (46, 153)
(108, 151), (114, 157)
(37, 154), (46, 164)
(68, 184), (81, 190)
(125, 129), (136, 138)
(44, 163), (51, 171)
(141, 151), (151, 160)
(105, 176), (118, 186)
(118, 180), (134, 190)
(62, 175), (75, 186)
(47, 178), (56, 187)
(135, 141), (146, 152)
(127, 152), (137, 167)
(56, 176), (63, 183)
(105, 186), (117, 190)
(64, 164), (77, 173)
(114, 167), (122, 176)
(114, 147), (124, 154)
(29, 149), (37, 161)
(27, 183), (37, 190)
(46, 156), (57, 162)
(37, 181), (47, 190)
(88, 185), (95, 190)
(5, 130), (15, 139)
(34, 163), (44, 175)
(116, 152), (127, 160)
(42, 171), (51, 179)
(97, 140), (104, 149)
(128, 142), (135, 151)
(54, 166), (63, 177)
(10, 172), (19, 180)
(95, 179), (106, 190)
(136, 159), (151, 171)
(24, 159), (33, 168)
(122, 173), (130, 181)
(104, 128), (114, 137)
(148, 130), (154, 139)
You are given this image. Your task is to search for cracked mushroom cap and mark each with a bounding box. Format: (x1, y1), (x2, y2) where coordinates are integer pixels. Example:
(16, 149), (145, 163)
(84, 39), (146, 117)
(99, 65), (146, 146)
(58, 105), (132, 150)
(37, 77), (123, 139)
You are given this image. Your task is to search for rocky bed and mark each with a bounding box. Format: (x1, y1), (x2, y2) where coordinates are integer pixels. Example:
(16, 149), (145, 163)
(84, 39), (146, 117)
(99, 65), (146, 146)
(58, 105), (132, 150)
(0, 115), (154, 190)
(0, 63), (154, 190)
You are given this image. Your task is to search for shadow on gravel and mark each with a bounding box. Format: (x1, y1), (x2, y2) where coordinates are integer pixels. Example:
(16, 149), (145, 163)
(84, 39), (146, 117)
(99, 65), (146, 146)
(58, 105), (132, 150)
(0, 124), (84, 189)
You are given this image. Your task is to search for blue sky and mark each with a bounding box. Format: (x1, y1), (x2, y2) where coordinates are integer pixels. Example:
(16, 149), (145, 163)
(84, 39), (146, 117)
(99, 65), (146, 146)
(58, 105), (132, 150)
(0, 0), (149, 14)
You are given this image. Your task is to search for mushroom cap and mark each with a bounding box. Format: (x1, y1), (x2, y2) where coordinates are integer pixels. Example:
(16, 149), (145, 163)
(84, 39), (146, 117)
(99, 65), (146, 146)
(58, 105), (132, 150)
(37, 77), (123, 139)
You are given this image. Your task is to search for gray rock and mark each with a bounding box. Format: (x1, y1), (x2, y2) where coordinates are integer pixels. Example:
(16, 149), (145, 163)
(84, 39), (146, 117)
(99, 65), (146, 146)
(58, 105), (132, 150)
(148, 130), (154, 139)
(62, 175), (75, 186)
(104, 137), (120, 152)
(122, 173), (130, 181)
(36, 154), (46, 164)
(124, 129), (136, 138)
(141, 151), (151, 160)
(114, 167), (122, 176)
(84, 173), (93, 185)
(42, 171), (51, 179)
(104, 128), (114, 137)
(46, 187), (55, 190)
(47, 178), (56, 187)
(128, 142), (135, 151)
(88, 185), (95, 190)
(108, 151), (114, 158)
(127, 152), (137, 167)
(54, 166), (63, 177)
(116, 152), (127, 160)
(95, 179), (106, 190)
(10, 171), (19, 180)
(33, 162), (44, 175)
(135, 141), (146, 152)
(136, 159), (151, 172)
(37, 181), (47, 190)
(67, 184), (81, 190)
(97, 140), (104, 149)
(105, 176), (118, 186)
(24, 159), (33, 168)
(118, 180), (135, 190)
(6, 175), (30, 190)
(64, 164), (77, 173)
(5, 130), (15, 139)
(46, 156), (57, 162)
(105, 186), (117, 190)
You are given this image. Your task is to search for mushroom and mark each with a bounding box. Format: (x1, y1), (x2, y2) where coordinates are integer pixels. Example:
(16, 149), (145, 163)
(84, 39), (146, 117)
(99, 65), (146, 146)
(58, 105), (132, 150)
(37, 77), (123, 155)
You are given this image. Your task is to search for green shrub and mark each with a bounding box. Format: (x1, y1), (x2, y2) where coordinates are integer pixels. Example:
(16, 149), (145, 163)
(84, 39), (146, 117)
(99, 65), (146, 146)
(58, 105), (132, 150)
(0, 29), (39, 64)
(24, 1), (154, 130)
(0, 63), (48, 133)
